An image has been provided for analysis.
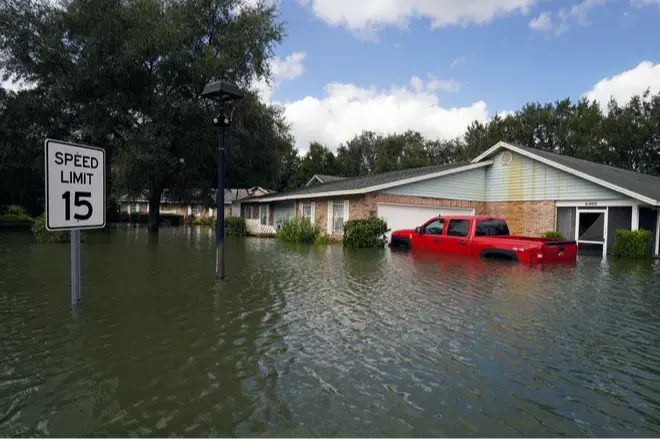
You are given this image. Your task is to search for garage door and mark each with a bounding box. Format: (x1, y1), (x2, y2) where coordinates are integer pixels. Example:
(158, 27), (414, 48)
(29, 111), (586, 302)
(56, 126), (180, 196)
(377, 203), (475, 240)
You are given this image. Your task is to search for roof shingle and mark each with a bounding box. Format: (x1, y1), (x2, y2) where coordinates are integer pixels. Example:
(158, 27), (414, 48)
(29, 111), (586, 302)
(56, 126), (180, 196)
(246, 162), (470, 202)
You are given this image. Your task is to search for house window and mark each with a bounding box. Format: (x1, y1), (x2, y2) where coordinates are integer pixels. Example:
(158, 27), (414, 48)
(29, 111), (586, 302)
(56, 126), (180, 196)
(329, 200), (349, 234)
(301, 201), (313, 221)
(245, 205), (253, 219)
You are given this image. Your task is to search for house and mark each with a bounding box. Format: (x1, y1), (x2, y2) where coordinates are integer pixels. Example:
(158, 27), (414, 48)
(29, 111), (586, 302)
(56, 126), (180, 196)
(241, 141), (660, 257)
(118, 186), (273, 218)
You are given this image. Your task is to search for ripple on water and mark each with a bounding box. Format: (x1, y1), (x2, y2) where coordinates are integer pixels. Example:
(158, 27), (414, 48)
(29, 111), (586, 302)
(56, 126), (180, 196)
(1, 231), (660, 437)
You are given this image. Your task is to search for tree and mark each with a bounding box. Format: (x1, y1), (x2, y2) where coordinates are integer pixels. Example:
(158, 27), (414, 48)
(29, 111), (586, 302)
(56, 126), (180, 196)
(295, 141), (339, 186)
(0, 0), (287, 231)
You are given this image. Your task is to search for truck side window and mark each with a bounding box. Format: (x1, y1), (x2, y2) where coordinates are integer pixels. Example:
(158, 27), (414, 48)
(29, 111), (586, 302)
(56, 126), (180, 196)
(447, 219), (469, 237)
(475, 220), (510, 236)
(422, 219), (445, 235)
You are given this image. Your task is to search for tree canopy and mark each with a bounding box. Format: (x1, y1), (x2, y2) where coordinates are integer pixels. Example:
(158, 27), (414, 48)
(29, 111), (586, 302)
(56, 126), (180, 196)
(0, 0), (295, 229)
(1, 0), (658, 225)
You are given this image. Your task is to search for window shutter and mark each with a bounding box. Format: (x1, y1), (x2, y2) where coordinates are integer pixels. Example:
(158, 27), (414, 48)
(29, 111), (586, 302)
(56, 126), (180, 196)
(343, 200), (349, 225)
(310, 202), (316, 224)
(327, 202), (333, 234)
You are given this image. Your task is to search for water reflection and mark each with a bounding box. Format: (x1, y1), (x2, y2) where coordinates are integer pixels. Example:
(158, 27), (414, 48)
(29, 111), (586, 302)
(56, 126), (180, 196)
(1, 230), (660, 437)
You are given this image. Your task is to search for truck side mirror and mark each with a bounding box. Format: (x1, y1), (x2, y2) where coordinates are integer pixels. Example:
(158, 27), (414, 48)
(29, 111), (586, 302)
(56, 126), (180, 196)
(415, 226), (421, 234)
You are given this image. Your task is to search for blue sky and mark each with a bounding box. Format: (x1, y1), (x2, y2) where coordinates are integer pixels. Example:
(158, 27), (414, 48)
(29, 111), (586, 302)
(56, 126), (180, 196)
(253, 0), (660, 151)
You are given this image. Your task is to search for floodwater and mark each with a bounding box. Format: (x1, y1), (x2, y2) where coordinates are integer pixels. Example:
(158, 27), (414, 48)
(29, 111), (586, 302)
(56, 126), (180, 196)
(1, 227), (660, 437)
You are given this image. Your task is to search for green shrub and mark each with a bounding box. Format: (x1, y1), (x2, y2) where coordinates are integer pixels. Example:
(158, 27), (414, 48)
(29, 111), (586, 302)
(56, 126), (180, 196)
(541, 231), (566, 240)
(314, 234), (340, 246)
(192, 216), (215, 226)
(225, 216), (247, 236)
(2, 204), (31, 218)
(612, 229), (653, 259)
(342, 218), (389, 248)
(276, 217), (319, 243)
(31, 213), (69, 243)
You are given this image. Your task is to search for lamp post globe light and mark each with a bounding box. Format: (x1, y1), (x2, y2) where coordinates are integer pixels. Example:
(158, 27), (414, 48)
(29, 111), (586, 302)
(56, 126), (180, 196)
(201, 80), (245, 280)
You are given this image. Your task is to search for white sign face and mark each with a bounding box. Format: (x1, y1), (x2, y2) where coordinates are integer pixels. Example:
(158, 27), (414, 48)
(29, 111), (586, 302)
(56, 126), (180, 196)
(45, 139), (106, 231)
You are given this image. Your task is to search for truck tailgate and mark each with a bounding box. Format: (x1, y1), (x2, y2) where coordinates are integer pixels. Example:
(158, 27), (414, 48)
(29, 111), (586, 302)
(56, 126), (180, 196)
(541, 241), (577, 262)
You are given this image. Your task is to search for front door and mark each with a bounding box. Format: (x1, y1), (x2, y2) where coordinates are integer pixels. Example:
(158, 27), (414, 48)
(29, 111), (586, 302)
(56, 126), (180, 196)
(440, 218), (472, 256)
(576, 208), (607, 257)
(417, 218), (445, 251)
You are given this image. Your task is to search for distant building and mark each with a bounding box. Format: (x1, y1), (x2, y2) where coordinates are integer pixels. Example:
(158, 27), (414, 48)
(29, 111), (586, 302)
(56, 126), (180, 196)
(118, 186), (274, 218)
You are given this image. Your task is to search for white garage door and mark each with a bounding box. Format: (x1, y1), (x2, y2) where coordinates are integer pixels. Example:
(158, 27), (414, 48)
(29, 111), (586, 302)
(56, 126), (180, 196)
(377, 203), (475, 240)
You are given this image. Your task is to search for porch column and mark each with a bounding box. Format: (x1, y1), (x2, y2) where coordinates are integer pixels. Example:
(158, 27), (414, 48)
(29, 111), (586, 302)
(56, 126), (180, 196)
(632, 204), (640, 230)
(655, 208), (660, 256)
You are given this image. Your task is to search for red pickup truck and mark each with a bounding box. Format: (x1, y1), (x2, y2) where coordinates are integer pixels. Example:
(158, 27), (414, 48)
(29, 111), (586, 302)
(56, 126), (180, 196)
(389, 215), (577, 264)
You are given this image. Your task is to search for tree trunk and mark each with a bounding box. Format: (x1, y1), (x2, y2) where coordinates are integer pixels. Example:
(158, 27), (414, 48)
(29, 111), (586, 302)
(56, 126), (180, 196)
(148, 187), (162, 233)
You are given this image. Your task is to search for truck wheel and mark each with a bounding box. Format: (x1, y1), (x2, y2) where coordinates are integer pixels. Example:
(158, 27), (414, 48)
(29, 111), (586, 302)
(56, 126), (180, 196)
(480, 249), (518, 262)
(390, 237), (411, 250)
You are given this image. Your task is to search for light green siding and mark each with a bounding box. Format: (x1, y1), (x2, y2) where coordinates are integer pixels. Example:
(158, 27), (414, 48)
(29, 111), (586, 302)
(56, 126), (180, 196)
(381, 168), (486, 201)
(485, 151), (621, 201)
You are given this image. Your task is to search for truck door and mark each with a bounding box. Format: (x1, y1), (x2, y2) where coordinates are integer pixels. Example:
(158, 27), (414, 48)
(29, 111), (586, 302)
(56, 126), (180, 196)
(417, 218), (445, 251)
(442, 219), (472, 256)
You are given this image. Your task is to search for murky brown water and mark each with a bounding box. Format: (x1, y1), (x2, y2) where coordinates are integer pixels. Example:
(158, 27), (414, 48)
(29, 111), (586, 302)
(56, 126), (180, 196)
(1, 226), (660, 437)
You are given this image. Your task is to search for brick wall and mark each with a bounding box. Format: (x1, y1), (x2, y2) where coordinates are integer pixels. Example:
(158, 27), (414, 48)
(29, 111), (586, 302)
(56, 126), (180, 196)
(294, 196), (365, 236)
(484, 201), (556, 236)
(290, 194), (556, 238)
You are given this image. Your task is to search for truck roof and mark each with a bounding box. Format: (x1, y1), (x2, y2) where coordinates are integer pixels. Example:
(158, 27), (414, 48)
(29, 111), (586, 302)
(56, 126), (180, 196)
(432, 215), (506, 221)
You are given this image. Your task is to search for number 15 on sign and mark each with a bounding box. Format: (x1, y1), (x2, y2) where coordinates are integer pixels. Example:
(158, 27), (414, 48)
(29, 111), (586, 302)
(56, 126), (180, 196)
(45, 139), (106, 231)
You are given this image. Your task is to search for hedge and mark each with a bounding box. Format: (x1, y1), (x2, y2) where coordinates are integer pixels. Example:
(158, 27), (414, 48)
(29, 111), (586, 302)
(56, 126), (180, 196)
(541, 231), (566, 240)
(225, 216), (247, 236)
(2, 205), (31, 218)
(342, 218), (389, 248)
(31, 213), (69, 243)
(276, 217), (319, 244)
(612, 229), (653, 259)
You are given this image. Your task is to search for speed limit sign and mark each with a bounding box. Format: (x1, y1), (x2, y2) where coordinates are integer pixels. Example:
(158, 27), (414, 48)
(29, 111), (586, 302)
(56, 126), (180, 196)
(45, 139), (106, 231)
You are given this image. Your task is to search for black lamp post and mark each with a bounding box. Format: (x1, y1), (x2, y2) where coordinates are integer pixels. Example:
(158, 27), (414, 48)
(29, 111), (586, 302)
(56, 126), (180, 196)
(201, 80), (244, 280)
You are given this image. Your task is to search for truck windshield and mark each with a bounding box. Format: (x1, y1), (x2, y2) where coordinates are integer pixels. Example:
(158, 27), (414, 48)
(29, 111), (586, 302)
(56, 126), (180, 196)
(475, 220), (510, 236)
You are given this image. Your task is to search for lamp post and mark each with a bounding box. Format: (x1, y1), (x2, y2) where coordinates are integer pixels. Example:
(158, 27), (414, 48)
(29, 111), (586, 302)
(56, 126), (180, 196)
(201, 80), (244, 280)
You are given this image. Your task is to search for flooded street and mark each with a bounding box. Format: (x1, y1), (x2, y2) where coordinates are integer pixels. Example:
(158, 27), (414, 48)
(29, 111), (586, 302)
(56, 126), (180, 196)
(1, 227), (660, 437)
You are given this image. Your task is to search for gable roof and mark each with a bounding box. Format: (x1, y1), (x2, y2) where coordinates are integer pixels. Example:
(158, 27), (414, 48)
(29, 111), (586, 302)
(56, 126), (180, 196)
(473, 141), (660, 205)
(244, 160), (494, 202)
(305, 174), (347, 186)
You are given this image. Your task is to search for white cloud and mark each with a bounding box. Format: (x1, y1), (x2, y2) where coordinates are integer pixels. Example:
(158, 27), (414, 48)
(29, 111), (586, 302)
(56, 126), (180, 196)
(450, 56), (466, 68)
(297, 0), (535, 37)
(253, 52), (307, 102)
(529, 11), (552, 31)
(584, 60), (660, 110)
(529, 0), (607, 35)
(276, 76), (489, 152)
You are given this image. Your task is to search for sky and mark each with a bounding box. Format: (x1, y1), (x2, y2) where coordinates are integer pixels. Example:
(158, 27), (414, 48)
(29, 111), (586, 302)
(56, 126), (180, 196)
(252, 0), (660, 152)
(3, 0), (660, 153)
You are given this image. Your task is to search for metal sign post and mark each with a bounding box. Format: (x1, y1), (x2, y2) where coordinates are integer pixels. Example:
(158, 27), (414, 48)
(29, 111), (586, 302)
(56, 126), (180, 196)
(70, 229), (82, 307)
(44, 139), (106, 308)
